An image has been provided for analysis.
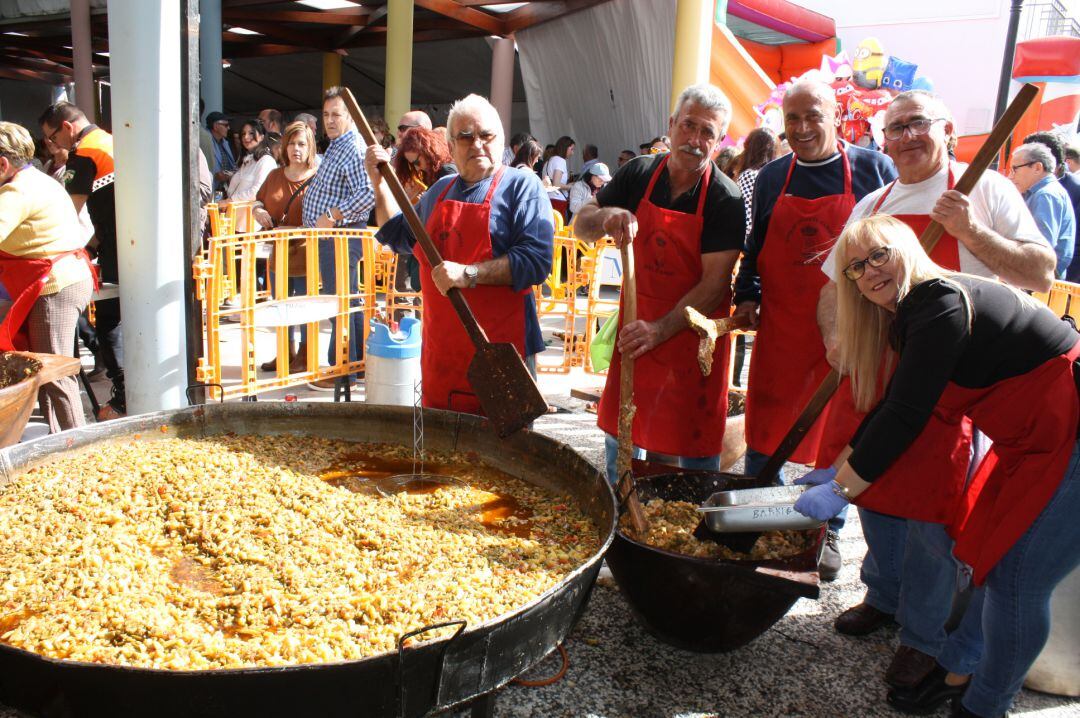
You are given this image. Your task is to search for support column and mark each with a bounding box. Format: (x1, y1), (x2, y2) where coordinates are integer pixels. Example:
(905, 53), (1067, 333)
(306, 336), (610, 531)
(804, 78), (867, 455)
(322, 52), (342, 90)
(199, 0), (223, 117)
(385, 0), (414, 127)
(107, 0), (188, 414)
(490, 36), (514, 137)
(70, 0), (95, 120)
(670, 0), (713, 114)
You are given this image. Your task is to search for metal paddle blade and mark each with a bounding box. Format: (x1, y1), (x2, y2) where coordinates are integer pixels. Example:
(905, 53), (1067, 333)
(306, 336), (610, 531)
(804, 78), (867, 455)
(467, 342), (548, 438)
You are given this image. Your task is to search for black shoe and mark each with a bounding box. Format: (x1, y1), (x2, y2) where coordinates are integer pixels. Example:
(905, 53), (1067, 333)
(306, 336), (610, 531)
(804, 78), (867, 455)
(818, 529), (841, 581)
(887, 665), (968, 715)
(835, 602), (894, 636)
(950, 697), (1006, 718)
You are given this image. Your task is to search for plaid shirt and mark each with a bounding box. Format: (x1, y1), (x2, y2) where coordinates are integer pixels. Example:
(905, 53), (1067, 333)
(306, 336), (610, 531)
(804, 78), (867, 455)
(302, 128), (374, 227)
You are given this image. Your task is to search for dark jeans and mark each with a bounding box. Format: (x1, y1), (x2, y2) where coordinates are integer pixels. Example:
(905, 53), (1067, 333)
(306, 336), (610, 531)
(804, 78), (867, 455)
(317, 235), (364, 370)
(94, 297), (125, 412)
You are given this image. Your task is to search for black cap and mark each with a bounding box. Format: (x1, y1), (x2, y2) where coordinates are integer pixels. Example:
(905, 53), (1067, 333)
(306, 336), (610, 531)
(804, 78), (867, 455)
(205, 111), (228, 129)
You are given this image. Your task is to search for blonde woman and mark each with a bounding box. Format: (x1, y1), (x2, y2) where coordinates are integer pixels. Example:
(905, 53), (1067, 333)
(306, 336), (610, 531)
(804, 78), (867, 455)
(0, 121), (94, 431)
(793, 215), (1080, 718)
(253, 120), (318, 373)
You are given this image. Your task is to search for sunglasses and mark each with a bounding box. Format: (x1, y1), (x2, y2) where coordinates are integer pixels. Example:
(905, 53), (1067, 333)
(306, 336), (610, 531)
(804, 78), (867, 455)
(842, 246), (893, 281)
(453, 130), (497, 145)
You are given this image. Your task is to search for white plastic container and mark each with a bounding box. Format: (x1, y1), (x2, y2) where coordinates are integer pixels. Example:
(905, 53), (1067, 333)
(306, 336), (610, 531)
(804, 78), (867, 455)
(364, 317), (421, 406)
(1025, 565), (1080, 697)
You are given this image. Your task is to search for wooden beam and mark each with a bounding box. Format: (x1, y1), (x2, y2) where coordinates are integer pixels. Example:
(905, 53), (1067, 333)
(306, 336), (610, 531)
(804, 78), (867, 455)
(0, 32), (108, 54)
(344, 26), (488, 48)
(502, 0), (607, 33)
(223, 19), (337, 48)
(222, 42), (315, 58)
(222, 0), (289, 7)
(0, 53), (74, 76)
(0, 65), (67, 83)
(222, 7), (371, 26)
(454, 0), (563, 4)
(413, 0), (506, 35)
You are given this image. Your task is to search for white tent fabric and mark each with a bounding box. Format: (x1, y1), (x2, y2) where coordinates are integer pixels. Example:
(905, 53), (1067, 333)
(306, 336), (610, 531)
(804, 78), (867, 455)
(516, 0), (676, 174)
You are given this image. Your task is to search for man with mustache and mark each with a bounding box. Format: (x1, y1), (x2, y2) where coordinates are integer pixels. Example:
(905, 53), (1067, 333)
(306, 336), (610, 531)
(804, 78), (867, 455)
(733, 79), (897, 582)
(816, 90), (1054, 700)
(574, 84), (745, 486)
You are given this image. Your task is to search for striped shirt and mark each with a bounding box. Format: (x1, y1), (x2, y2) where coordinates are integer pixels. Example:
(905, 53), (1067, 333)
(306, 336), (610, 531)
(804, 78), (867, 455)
(301, 128), (374, 228)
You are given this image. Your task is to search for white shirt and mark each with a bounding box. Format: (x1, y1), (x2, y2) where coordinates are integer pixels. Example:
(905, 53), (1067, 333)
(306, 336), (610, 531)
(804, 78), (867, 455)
(822, 162), (1047, 281)
(227, 153), (278, 202)
(542, 155), (569, 198)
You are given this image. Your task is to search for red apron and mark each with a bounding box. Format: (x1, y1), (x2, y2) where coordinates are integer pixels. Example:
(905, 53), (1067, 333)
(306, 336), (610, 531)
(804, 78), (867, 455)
(416, 168), (527, 414)
(745, 145), (855, 463)
(941, 340), (1080, 583)
(0, 248), (96, 351)
(597, 156), (729, 457)
(816, 167), (971, 522)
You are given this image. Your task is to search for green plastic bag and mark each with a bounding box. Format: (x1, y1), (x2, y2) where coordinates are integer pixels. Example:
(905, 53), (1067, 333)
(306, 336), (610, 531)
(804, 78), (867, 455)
(590, 309), (619, 372)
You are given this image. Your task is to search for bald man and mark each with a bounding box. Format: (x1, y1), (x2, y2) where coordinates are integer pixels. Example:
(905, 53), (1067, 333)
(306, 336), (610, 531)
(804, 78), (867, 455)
(733, 80), (896, 582)
(395, 110), (432, 148)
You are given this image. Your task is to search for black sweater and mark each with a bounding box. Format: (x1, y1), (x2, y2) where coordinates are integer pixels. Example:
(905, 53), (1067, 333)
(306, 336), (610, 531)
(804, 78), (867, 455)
(848, 277), (1078, 481)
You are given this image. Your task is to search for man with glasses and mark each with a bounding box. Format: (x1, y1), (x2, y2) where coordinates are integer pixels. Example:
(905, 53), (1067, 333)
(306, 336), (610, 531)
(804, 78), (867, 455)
(733, 79), (896, 584)
(205, 111), (236, 194)
(367, 94), (553, 412)
(574, 84), (745, 494)
(301, 86), (375, 391)
(1009, 143), (1075, 278)
(816, 90), (1054, 697)
(38, 101), (127, 420)
(394, 110), (432, 150)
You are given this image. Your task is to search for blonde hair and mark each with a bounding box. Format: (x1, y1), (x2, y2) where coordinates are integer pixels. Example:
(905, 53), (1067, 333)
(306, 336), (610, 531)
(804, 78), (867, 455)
(835, 215), (953, 411)
(0, 122), (34, 166)
(279, 120), (317, 170)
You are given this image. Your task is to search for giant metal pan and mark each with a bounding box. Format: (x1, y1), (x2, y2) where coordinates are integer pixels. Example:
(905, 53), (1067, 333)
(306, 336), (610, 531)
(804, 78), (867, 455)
(0, 402), (616, 718)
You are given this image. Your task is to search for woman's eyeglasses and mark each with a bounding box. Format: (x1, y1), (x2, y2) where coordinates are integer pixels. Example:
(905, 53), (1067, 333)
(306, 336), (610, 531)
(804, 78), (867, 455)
(842, 246), (892, 281)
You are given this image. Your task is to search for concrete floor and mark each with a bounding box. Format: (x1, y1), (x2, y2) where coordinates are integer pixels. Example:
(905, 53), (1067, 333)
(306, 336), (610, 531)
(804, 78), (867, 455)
(6, 314), (1079, 718)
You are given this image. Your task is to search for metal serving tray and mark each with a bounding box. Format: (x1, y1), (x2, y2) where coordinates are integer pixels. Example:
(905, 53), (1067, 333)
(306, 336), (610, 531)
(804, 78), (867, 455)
(697, 485), (824, 532)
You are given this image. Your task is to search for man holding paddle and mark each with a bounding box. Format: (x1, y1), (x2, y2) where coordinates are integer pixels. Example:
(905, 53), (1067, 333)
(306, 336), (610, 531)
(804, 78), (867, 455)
(733, 79), (897, 581)
(367, 94), (553, 414)
(812, 89), (1055, 694)
(574, 84), (745, 486)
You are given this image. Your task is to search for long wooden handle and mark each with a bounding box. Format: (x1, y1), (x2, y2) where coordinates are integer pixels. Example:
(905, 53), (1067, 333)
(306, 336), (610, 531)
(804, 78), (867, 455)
(756, 83), (1040, 482)
(921, 83), (1039, 256)
(617, 240), (649, 535)
(341, 88), (491, 350)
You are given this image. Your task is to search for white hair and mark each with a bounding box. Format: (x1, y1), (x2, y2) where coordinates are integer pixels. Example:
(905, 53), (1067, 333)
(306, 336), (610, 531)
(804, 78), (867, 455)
(671, 84), (732, 127)
(891, 90), (953, 125)
(1016, 142), (1057, 174)
(445, 94), (503, 144)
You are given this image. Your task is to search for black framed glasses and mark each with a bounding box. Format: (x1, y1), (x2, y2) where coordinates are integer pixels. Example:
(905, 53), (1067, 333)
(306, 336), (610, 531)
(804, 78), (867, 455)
(453, 129), (497, 145)
(882, 117), (945, 142)
(46, 123), (66, 142)
(1008, 162), (1036, 174)
(397, 124), (418, 133)
(842, 246), (893, 281)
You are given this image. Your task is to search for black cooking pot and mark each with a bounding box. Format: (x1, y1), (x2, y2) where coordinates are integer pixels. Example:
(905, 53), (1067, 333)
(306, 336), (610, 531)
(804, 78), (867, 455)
(605, 460), (824, 653)
(0, 403), (616, 718)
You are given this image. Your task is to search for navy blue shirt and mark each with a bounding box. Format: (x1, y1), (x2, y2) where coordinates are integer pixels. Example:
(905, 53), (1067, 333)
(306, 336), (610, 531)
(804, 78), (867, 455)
(733, 143), (896, 304)
(375, 166), (554, 357)
(1060, 172), (1080, 282)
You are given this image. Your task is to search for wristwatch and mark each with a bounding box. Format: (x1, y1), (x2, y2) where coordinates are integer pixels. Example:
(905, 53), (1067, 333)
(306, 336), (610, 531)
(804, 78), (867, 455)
(325, 208), (336, 223)
(464, 264), (479, 289)
(831, 481), (851, 501)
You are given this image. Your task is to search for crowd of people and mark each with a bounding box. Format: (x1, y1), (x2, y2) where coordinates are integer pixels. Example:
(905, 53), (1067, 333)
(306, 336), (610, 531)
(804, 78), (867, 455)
(1, 71), (1079, 718)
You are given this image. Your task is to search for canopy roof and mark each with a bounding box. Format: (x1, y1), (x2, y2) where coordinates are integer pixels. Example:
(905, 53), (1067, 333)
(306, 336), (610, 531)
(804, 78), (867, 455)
(0, 0), (604, 84)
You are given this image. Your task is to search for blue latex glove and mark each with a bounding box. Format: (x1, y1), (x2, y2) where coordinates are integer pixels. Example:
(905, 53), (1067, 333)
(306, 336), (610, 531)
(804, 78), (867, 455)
(793, 466), (837, 487)
(794, 480), (849, 521)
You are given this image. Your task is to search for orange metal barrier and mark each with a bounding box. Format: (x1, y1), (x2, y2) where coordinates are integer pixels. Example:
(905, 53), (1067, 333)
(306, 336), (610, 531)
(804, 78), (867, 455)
(193, 226), (373, 401)
(1034, 279), (1080, 318)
